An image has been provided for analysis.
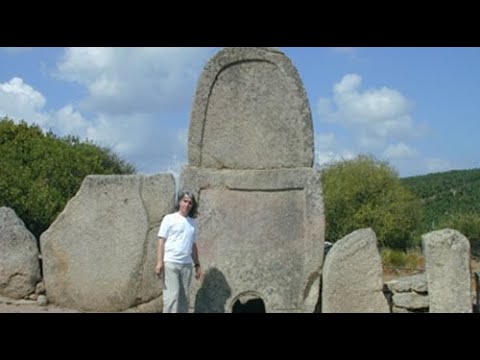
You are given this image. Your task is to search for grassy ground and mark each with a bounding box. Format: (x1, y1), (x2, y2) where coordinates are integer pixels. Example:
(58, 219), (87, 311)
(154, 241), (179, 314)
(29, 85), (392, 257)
(382, 248), (425, 281)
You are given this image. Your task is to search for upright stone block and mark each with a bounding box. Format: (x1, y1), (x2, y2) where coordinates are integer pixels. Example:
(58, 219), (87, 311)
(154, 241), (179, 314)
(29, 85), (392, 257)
(40, 174), (175, 312)
(182, 47), (324, 312)
(322, 228), (390, 313)
(189, 47), (314, 169)
(0, 207), (41, 299)
(422, 229), (472, 313)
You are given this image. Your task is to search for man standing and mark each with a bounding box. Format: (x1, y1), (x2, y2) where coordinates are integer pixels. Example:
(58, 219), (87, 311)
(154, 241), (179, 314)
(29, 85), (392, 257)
(155, 190), (202, 313)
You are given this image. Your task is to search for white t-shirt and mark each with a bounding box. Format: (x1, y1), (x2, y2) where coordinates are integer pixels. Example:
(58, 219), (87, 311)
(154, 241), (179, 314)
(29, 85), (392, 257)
(158, 212), (198, 264)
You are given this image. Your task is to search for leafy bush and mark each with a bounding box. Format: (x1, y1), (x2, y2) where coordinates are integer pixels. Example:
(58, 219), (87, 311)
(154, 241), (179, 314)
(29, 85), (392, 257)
(321, 154), (423, 250)
(0, 117), (135, 238)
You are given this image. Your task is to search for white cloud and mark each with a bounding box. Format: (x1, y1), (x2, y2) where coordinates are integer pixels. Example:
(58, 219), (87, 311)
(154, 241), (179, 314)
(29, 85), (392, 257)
(0, 77), (48, 126)
(84, 113), (151, 154)
(314, 73), (428, 175)
(334, 74), (413, 133)
(318, 73), (415, 140)
(316, 72), (420, 161)
(55, 47), (215, 115)
(0, 77), (93, 139)
(316, 150), (355, 168)
(382, 142), (418, 159)
(314, 132), (356, 168)
(56, 47), (114, 83)
(79, 112), (190, 174)
(52, 105), (90, 136)
(0, 77), (46, 109)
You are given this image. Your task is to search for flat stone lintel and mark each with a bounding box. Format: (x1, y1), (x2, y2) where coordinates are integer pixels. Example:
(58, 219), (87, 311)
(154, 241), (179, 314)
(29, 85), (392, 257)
(181, 167), (316, 191)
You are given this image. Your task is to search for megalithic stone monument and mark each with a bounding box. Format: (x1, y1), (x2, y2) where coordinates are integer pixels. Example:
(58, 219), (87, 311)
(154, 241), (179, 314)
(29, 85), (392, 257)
(181, 47), (325, 312)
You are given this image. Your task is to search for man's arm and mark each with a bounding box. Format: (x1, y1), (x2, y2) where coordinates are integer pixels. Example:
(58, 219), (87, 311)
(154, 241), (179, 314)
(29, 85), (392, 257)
(155, 237), (166, 275)
(192, 243), (202, 280)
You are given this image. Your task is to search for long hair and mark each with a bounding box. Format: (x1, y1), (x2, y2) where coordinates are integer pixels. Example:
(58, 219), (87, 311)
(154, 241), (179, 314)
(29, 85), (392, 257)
(176, 190), (198, 218)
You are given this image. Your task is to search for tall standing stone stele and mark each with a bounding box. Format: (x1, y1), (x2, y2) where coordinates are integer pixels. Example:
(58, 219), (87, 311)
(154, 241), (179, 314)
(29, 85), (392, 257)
(181, 47), (325, 312)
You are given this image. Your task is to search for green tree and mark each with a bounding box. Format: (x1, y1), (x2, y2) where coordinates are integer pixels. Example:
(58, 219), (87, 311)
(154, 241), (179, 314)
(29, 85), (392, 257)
(402, 168), (480, 233)
(321, 155), (423, 250)
(0, 117), (135, 238)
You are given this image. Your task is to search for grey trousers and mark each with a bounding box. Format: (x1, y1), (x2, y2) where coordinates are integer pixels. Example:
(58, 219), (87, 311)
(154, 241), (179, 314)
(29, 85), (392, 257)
(163, 262), (193, 313)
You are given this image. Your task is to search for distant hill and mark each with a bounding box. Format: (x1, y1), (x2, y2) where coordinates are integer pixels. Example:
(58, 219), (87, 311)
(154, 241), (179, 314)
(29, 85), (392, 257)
(401, 168), (480, 233)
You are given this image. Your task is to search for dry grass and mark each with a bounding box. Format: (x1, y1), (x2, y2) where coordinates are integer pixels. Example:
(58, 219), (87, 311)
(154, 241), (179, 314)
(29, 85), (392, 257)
(382, 247), (425, 281)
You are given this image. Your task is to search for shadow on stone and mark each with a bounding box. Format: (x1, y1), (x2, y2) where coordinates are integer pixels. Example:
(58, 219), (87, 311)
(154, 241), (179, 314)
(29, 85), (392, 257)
(194, 267), (231, 313)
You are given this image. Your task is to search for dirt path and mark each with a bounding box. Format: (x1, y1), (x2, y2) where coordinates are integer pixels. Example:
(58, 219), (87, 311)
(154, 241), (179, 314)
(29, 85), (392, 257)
(0, 296), (79, 313)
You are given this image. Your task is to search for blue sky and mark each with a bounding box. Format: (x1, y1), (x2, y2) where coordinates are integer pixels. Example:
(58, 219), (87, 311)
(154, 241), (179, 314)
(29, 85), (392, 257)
(1, 47), (479, 179)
